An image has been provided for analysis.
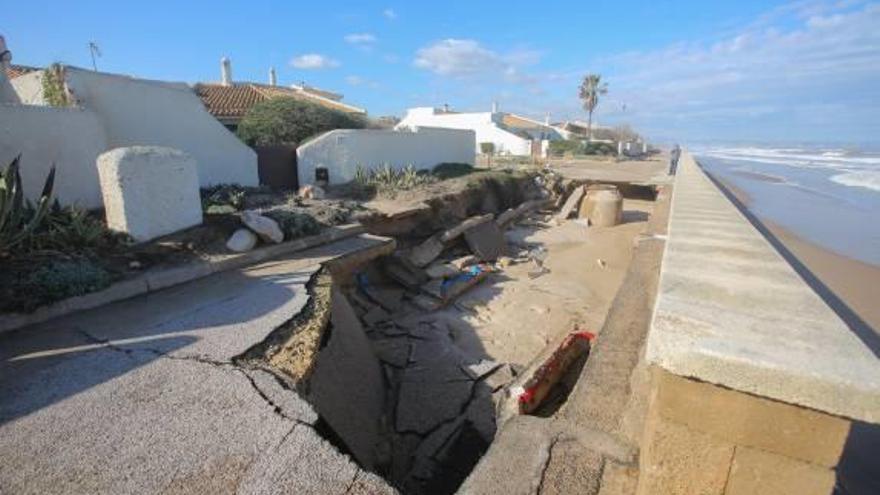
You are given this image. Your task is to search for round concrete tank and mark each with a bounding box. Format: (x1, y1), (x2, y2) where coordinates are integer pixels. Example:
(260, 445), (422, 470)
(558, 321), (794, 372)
(578, 184), (623, 227)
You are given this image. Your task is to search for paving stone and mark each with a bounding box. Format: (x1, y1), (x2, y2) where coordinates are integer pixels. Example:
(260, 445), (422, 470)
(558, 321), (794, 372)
(554, 185), (585, 222)
(463, 220), (507, 261)
(409, 236), (445, 267)
(440, 214), (494, 243)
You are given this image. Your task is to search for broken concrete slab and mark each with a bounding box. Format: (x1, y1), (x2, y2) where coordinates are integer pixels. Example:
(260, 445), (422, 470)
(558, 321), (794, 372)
(464, 221), (507, 261)
(485, 364), (516, 392)
(371, 339), (412, 368)
(554, 185), (585, 223)
(449, 254), (479, 270)
(306, 289), (386, 470)
(440, 214), (494, 243)
(384, 256), (429, 289)
(362, 305), (391, 326)
(408, 235), (445, 267)
(462, 360), (503, 381)
(496, 199), (553, 229)
(396, 372), (474, 435)
(425, 262), (460, 279)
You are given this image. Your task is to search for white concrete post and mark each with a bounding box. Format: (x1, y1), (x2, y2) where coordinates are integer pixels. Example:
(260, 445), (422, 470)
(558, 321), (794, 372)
(617, 141), (624, 156)
(0, 36), (21, 104)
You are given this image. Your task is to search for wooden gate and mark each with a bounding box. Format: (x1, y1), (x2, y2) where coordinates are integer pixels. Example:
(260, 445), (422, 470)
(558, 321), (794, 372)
(255, 145), (298, 189)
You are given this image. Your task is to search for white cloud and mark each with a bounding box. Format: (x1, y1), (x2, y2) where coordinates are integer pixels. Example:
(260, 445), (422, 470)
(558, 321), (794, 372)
(290, 53), (340, 69)
(413, 39), (541, 81)
(344, 33), (377, 45)
(585, 0), (880, 140)
(383, 8), (397, 20)
(345, 75), (381, 89)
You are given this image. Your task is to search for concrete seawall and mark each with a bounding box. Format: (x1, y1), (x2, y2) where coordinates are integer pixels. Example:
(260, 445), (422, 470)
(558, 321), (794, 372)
(637, 151), (880, 494)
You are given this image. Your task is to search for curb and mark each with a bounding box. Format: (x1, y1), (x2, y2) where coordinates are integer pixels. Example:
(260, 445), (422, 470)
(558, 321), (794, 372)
(0, 223), (366, 335)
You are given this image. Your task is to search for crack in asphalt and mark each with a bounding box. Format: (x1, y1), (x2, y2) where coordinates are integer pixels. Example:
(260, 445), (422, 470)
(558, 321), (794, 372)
(537, 435), (561, 495)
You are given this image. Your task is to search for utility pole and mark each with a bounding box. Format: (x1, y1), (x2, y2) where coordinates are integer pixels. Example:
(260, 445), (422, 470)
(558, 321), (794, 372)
(88, 41), (101, 71)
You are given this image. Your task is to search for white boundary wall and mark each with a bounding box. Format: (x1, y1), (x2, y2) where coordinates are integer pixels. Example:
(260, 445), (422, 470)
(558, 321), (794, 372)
(9, 67), (258, 199)
(396, 107), (531, 155)
(0, 104), (108, 209)
(297, 127), (475, 186)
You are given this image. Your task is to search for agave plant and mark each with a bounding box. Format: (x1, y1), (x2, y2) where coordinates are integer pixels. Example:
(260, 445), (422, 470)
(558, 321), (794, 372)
(0, 155), (56, 253)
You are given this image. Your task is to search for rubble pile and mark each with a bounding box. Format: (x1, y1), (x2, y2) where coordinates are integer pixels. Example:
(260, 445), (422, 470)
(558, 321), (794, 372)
(343, 196), (556, 493)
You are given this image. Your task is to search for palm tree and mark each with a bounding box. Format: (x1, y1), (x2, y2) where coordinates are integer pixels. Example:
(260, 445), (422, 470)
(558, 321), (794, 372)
(578, 74), (608, 141)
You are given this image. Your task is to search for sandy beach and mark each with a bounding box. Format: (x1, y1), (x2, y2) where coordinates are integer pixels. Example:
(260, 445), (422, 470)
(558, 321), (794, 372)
(713, 175), (880, 335)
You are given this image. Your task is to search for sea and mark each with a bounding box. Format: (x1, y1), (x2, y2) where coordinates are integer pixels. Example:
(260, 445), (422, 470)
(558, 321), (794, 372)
(691, 145), (880, 267)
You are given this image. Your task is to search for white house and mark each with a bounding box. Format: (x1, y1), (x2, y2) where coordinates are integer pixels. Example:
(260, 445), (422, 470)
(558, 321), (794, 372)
(395, 105), (563, 156)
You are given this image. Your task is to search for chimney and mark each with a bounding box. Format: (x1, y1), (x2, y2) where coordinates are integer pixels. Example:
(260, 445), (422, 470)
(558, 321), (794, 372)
(220, 57), (232, 86)
(269, 67), (277, 86)
(0, 36), (10, 69)
(491, 101), (498, 113)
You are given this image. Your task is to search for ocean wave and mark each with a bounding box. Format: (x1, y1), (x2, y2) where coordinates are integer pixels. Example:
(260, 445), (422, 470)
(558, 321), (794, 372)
(696, 146), (880, 169)
(830, 171), (880, 192)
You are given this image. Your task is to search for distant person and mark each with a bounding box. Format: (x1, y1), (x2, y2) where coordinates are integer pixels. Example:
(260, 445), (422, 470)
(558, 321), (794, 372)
(669, 144), (681, 175)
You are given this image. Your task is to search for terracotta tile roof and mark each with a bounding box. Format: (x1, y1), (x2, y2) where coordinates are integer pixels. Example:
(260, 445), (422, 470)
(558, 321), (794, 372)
(194, 82), (365, 121)
(502, 114), (545, 130)
(4, 64), (38, 80)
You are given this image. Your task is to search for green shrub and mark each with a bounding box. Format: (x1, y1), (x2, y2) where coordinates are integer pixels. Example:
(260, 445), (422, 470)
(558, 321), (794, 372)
(26, 259), (112, 307)
(479, 142), (495, 155)
(432, 163), (475, 180)
(352, 164), (435, 197)
(201, 184), (249, 212)
(1, 155), (56, 254)
(548, 139), (585, 156)
(584, 142), (616, 155)
(236, 97), (367, 146)
(26, 204), (128, 252)
(263, 210), (322, 240)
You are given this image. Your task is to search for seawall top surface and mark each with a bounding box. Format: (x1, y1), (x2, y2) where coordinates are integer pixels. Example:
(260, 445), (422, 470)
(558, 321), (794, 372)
(646, 151), (880, 422)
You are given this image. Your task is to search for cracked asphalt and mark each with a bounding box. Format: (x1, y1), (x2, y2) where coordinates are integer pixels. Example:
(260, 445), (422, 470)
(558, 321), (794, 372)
(0, 236), (396, 495)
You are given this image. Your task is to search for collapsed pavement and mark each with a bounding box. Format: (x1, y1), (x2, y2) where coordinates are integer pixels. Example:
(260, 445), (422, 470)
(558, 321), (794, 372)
(0, 167), (665, 495)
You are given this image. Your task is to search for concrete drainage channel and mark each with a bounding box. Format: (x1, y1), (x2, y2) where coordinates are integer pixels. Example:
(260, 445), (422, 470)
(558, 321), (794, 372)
(237, 172), (660, 495)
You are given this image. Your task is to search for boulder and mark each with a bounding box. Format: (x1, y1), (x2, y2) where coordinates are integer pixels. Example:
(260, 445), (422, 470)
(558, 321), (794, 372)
(226, 228), (258, 252)
(241, 211), (284, 243)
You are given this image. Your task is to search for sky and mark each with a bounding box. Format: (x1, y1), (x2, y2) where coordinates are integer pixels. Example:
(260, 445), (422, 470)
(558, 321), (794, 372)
(6, 0), (880, 145)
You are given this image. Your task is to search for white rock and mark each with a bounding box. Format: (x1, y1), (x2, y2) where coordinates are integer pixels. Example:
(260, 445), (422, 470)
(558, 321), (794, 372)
(241, 211), (284, 243)
(226, 228), (258, 252)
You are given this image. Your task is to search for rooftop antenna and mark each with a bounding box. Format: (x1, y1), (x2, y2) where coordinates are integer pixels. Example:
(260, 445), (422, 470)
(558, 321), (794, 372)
(88, 41), (101, 71)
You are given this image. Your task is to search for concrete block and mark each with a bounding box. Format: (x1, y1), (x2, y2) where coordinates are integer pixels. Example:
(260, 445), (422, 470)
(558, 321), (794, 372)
(726, 447), (835, 495)
(98, 146), (203, 242)
(637, 414), (734, 495)
(652, 369), (849, 467)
